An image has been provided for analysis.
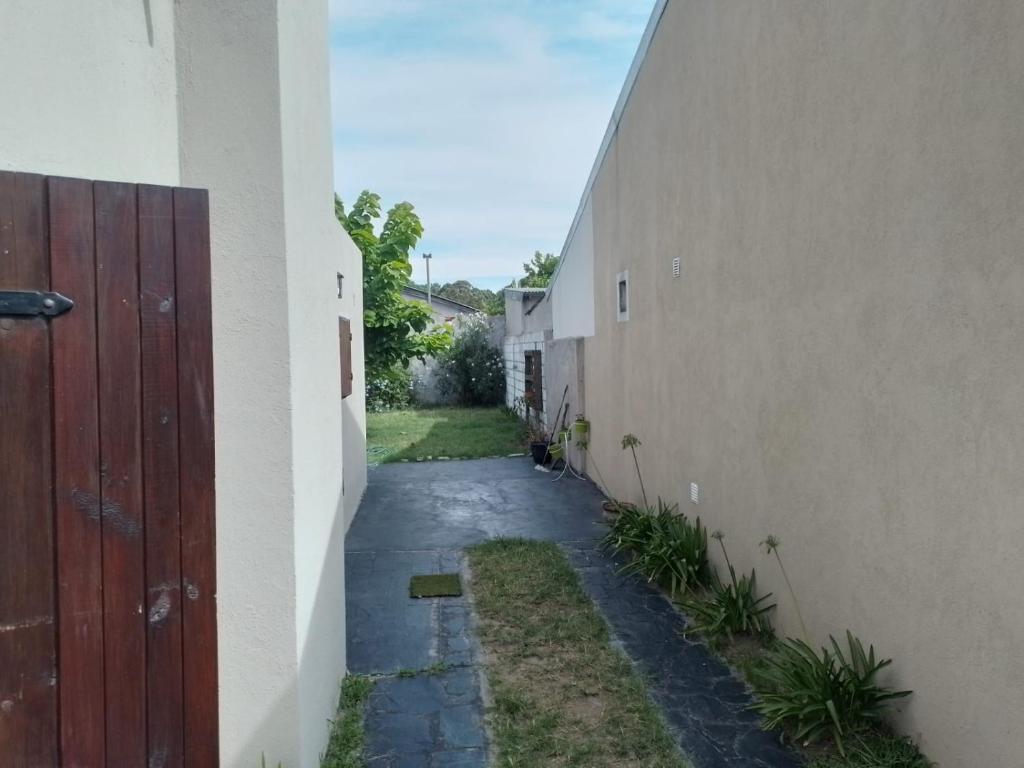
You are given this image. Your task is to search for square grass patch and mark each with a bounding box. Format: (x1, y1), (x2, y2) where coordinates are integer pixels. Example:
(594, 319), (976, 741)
(409, 573), (463, 598)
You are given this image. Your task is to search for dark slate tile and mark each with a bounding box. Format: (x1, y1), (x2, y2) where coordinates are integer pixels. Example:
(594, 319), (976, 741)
(430, 748), (488, 767)
(365, 712), (433, 757)
(439, 704), (486, 750)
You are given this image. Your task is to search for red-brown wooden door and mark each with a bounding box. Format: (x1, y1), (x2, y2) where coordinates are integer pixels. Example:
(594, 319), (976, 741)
(0, 171), (218, 767)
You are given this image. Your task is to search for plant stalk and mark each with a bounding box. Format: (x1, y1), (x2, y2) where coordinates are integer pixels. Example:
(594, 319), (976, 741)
(630, 445), (649, 508)
(773, 550), (809, 643)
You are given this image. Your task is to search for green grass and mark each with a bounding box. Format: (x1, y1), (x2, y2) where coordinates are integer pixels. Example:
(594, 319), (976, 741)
(367, 407), (525, 463)
(467, 538), (690, 768)
(409, 573), (463, 598)
(320, 675), (375, 768)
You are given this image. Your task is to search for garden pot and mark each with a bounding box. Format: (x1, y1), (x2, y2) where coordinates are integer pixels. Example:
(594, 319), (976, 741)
(548, 442), (564, 460)
(573, 419), (590, 439)
(530, 442), (550, 465)
(558, 429), (571, 445)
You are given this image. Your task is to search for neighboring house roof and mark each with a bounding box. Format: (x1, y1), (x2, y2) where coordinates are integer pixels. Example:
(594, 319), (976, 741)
(401, 285), (481, 314)
(503, 286), (547, 295)
(546, 0), (669, 297)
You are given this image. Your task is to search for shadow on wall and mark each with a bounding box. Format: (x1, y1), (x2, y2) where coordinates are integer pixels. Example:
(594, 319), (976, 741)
(233, 486), (350, 768)
(341, 398), (368, 532)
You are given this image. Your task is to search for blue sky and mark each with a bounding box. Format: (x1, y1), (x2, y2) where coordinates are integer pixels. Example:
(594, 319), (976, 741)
(329, 0), (656, 290)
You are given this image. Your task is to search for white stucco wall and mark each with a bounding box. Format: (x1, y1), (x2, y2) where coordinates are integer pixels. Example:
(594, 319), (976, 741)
(0, 0), (180, 183)
(550, 198), (595, 339)
(175, 2), (303, 764)
(2, 3), (365, 766)
(277, 0), (367, 764)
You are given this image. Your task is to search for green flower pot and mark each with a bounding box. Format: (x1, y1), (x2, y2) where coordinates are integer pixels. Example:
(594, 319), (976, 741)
(573, 419), (590, 439)
(548, 442), (564, 460)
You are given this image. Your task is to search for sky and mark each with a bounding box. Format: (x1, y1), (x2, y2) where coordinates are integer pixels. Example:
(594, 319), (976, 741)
(329, 0), (656, 291)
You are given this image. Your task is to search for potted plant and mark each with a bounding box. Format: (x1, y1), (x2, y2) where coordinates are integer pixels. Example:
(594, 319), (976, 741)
(573, 415), (590, 440)
(526, 421), (550, 465)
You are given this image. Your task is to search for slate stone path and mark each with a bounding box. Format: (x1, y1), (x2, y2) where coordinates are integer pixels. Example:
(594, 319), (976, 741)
(346, 458), (800, 768)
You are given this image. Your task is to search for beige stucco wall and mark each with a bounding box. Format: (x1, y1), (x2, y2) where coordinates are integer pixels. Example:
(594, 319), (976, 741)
(575, 2), (1024, 765)
(2, 2), (365, 766)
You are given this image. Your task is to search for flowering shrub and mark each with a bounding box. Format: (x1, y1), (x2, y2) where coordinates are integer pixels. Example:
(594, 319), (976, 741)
(437, 314), (505, 406)
(366, 365), (413, 412)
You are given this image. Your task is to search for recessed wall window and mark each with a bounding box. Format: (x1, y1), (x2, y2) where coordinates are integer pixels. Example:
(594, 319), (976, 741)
(616, 270), (629, 322)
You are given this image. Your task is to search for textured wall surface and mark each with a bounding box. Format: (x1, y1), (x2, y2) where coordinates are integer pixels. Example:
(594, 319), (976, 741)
(0, 0), (180, 183)
(572, 2), (1024, 765)
(178, 0), (365, 764)
(278, 0), (366, 764)
(550, 198), (596, 340)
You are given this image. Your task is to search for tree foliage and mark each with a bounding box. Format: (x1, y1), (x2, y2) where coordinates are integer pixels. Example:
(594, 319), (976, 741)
(520, 251), (560, 288)
(336, 192), (452, 379)
(436, 314), (505, 406)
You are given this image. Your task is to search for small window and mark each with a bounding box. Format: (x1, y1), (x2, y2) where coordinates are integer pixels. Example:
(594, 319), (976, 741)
(616, 270), (629, 322)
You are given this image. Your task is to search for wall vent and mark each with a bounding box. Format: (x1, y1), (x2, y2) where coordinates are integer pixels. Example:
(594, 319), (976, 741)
(690, 482), (699, 504)
(672, 257), (681, 278)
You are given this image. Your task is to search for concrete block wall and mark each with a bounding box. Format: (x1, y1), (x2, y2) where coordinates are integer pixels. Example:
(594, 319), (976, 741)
(504, 330), (549, 426)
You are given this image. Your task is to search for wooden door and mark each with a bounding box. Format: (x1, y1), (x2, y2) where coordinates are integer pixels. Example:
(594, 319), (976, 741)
(0, 171), (218, 767)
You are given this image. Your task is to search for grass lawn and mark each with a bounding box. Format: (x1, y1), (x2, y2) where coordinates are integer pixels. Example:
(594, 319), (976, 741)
(367, 407), (525, 463)
(467, 539), (690, 768)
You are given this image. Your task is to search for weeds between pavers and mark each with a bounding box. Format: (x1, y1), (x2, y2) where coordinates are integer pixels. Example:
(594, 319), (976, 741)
(320, 675), (375, 768)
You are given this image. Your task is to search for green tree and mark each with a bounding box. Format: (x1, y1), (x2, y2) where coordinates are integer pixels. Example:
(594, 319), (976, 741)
(520, 251), (559, 288)
(336, 192), (452, 380)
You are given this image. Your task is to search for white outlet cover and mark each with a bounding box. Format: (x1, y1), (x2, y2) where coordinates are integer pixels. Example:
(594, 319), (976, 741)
(690, 482), (699, 504)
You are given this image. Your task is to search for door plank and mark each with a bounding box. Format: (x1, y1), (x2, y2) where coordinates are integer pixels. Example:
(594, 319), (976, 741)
(94, 181), (147, 766)
(49, 176), (106, 766)
(0, 172), (58, 765)
(174, 188), (219, 767)
(139, 184), (185, 768)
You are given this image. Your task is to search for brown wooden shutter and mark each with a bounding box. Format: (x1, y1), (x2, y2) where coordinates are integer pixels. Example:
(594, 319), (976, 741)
(0, 171), (218, 767)
(340, 316), (353, 399)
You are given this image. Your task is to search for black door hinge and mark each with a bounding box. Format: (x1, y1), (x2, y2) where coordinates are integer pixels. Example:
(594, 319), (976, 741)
(0, 291), (74, 318)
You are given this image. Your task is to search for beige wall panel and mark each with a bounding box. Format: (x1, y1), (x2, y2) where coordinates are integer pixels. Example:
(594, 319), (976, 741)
(582, 2), (1024, 765)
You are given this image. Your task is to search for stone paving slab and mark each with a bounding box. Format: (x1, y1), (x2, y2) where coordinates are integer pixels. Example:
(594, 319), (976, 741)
(347, 550), (477, 674)
(347, 457), (801, 768)
(568, 547), (802, 768)
(364, 668), (488, 768)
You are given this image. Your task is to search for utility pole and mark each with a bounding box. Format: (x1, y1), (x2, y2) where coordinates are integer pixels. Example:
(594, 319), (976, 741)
(423, 252), (433, 308)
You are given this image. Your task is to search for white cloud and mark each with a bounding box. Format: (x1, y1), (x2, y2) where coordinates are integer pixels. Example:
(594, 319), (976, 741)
(330, 1), (653, 285)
